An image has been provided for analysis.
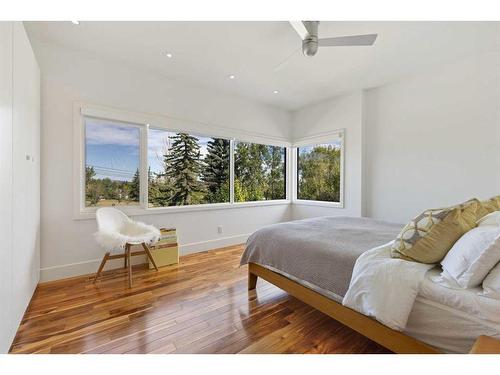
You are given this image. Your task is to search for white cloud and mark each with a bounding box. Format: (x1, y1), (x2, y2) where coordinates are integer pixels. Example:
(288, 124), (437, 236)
(86, 119), (140, 146)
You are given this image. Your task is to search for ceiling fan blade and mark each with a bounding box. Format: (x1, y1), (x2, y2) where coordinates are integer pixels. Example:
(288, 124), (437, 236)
(289, 21), (310, 40)
(318, 34), (378, 47)
(274, 48), (301, 72)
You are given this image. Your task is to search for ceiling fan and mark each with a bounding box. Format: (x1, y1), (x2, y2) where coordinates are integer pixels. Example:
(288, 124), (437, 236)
(275, 21), (378, 71)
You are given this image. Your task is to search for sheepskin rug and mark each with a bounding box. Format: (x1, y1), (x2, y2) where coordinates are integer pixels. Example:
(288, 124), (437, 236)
(95, 221), (161, 252)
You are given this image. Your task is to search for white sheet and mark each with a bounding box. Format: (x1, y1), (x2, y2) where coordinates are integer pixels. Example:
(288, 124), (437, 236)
(342, 242), (433, 331)
(422, 268), (500, 322)
(404, 268), (500, 353)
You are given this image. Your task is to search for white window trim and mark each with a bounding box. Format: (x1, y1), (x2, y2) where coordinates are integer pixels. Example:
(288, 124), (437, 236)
(73, 102), (291, 220)
(291, 129), (345, 209)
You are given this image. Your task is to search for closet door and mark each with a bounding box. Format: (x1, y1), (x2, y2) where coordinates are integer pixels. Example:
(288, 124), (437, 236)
(11, 21), (40, 340)
(0, 22), (14, 353)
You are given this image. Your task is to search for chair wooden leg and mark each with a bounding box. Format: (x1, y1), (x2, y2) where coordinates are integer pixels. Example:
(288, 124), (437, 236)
(124, 253), (128, 269)
(94, 252), (110, 283)
(142, 242), (159, 271)
(126, 244), (132, 288)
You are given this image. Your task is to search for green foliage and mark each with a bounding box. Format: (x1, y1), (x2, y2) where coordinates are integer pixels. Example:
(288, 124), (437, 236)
(86, 133), (290, 208)
(234, 142), (285, 202)
(297, 145), (341, 202)
(85, 166), (138, 207)
(148, 166), (174, 207)
(162, 133), (204, 205)
(267, 146), (286, 200)
(128, 169), (140, 201)
(202, 138), (230, 203)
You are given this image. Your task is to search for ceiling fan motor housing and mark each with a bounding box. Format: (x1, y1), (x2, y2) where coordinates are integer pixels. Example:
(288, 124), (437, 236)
(302, 36), (318, 56)
(302, 21), (319, 56)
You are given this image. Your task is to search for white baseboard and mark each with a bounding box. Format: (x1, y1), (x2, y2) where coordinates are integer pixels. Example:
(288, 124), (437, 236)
(39, 233), (250, 283)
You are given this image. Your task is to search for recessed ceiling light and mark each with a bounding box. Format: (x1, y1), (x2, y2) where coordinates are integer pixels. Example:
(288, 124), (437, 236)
(273, 90), (279, 94)
(165, 52), (173, 58)
(71, 21), (80, 25)
(228, 74), (236, 80)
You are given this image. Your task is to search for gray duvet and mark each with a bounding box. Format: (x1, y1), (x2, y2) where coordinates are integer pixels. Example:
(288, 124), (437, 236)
(240, 216), (402, 300)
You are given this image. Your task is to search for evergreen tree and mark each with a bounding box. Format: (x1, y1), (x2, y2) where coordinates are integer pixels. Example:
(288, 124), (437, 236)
(128, 168), (140, 201)
(148, 166), (174, 207)
(202, 138), (230, 203)
(163, 133), (203, 205)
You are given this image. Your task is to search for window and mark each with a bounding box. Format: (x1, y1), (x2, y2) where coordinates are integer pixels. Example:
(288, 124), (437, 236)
(297, 140), (342, 203)
(76, 104), (291, 217)
(234, 141), (286, 202)
(84, 117), (141, 207)
(147, 128), (230, 207)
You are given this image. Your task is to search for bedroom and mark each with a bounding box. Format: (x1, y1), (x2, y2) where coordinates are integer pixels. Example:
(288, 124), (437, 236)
(1, 0), (500, 371)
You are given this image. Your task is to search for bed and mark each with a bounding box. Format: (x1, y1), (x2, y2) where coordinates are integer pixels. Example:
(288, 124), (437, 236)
(240, 216), (500, 354)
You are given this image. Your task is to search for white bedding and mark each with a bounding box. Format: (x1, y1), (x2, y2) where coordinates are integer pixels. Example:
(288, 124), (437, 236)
(342, 243), (500, 352)
(342, 242), (433, 330)
(404, 268), (500, 353)
(422, 268), (500, 323)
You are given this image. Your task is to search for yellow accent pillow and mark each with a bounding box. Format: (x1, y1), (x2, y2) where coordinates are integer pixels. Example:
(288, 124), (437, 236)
(481, 195), (500, 214)
(391, 199), (485, 264)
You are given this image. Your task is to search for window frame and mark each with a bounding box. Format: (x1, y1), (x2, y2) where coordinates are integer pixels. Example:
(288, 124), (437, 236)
(73, 102), (291, 220)
(291, 129), (345, 209)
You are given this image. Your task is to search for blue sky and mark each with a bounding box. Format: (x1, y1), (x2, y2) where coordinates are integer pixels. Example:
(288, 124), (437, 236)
(85, 118), (211, 182)
(85, 118), (140, 181)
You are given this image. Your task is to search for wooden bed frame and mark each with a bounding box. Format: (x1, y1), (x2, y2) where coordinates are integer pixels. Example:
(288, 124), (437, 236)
(248, 262), (440, 354)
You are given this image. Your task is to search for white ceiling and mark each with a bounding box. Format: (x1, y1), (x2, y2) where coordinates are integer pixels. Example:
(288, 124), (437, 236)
(25, 21), (500, 111)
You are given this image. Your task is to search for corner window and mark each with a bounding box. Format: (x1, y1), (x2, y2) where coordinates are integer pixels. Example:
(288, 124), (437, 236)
(234, 141), (286, 202)
(296, 140), (342, 203)
(84, 117), (141, 207)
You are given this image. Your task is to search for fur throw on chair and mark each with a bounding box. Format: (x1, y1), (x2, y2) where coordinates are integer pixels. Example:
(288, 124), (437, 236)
(94, 221), (161, 252)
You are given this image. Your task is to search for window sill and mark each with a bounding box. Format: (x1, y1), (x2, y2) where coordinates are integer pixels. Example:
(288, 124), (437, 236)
(74, 199), (291, 220)
(292, 200), (344, 209)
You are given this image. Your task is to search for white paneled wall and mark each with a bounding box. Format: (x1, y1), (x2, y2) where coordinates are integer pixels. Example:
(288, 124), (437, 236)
(0, 22), (40, 353)
(0, 22), (15, 354)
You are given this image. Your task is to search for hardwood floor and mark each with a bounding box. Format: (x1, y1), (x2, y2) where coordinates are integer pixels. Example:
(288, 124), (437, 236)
(10, 245), (390, 354)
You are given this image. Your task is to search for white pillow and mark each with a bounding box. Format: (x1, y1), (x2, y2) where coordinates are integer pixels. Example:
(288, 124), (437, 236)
(440, 226), (500, 288)
(481, 262), (500, 299)
(477, 211), (500, 227)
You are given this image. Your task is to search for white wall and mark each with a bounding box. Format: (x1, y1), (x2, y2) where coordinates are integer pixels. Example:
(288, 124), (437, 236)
(0, 22), (40, 353)
(30, 40), (293, 282)
(364, 52), (500, 223)
(290, 52), (500, 224)
(291, 92), (364, 220)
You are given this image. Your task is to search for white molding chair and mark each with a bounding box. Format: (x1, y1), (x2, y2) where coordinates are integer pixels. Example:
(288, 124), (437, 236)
(94, 207), (160, 287)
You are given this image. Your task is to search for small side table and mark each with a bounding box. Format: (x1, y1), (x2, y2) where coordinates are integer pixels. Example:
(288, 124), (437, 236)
(470, 335), (500, 354)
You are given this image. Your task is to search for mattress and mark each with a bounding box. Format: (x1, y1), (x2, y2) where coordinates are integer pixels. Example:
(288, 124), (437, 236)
(241, 216), (402, 298)
(404, 268), (500, 353)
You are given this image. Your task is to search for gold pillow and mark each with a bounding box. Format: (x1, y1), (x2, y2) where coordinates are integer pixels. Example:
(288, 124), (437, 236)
(391, 199), (484, 264)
